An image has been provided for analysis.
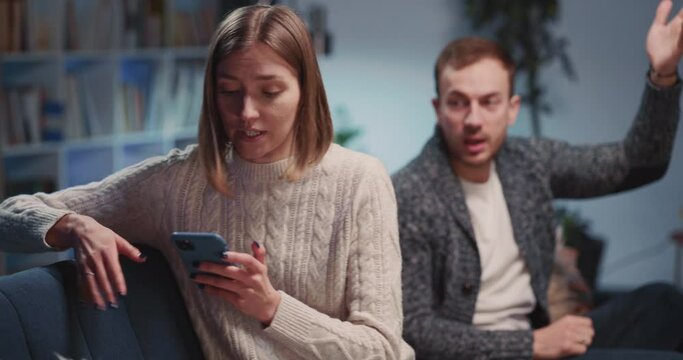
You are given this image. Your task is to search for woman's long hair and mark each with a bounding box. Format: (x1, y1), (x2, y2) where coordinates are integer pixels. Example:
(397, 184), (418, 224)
(198, 5), (333, 196)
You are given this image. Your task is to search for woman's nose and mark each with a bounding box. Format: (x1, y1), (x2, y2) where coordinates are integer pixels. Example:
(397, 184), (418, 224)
(240, 96), (259, 124)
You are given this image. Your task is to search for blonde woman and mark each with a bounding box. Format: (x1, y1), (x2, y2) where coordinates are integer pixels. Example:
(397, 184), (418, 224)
(0, 5), (413, 360)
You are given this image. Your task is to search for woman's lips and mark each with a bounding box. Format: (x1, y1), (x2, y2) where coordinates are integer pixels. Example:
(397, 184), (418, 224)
(238, 130), (265, 142)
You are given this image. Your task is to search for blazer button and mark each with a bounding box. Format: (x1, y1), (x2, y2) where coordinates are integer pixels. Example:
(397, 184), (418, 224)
(462, 283), (475, 295)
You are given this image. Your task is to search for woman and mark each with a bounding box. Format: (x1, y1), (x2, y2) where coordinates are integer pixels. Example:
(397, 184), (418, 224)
(0, 5), (413, 360)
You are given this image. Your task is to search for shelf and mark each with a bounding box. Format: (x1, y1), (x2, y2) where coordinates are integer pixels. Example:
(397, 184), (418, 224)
(1, 0), (208, 191)
(0, 0), (218, 275)
(0, 51), (63, 63)
(171, 46), (210, 60)
(3, 142), (62, 157)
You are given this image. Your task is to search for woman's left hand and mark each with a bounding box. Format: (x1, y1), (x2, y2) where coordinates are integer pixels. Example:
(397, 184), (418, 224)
(194, 241), (281, 325)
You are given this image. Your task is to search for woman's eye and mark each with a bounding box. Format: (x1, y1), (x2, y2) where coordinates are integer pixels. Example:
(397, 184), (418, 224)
(263, 90), (281, 98)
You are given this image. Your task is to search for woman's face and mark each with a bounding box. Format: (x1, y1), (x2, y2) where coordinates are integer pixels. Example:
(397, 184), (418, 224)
(215, 43), (301, 164)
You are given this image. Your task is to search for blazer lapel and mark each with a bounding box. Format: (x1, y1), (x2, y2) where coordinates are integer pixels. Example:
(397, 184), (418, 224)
(419, 133), (477, 245)
(495, 144), (540, 282)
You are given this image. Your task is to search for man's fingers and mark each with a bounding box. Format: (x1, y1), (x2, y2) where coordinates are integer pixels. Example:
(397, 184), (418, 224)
(562, 314), (592, 328)
(655, 0), (673, 25)
(575, 343), (589, 355)
(574, 315), (593, 328)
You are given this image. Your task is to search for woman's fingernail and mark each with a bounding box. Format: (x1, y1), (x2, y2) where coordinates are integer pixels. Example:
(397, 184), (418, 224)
(221, 252), (229, 259)
(139, 252), (147, 261)
(252, 241), (261, 249)
(109, 302), (119, 309)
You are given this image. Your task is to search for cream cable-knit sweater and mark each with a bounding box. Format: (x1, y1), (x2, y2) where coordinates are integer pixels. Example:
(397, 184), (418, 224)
(0, 144), (414, 360)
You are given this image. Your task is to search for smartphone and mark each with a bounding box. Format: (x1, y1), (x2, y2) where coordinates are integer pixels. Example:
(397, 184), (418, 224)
(171, 232), (229, 276)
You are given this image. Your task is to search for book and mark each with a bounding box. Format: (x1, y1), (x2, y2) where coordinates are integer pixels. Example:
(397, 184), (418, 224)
(0, 90), (9, 147)
(0, 0), (11, 52)
(122, 0), (141, 48)
(146, 69), (165, 132)
(26, 0), (64, 51)
(0, 253), (5, 275)
(172, 0), (218, 47)
(78, 70), (103, 136)
(7, 90), (26, 145)
(64, 74), (85, 139)
(0, 134), (4, 200)
(19, 87), (42, 144)
(120, 60), (156, 132)
(143, 0), (164, 47)
(10, 0), (26, 52)
(171, 66), (192, 130)
(187, 66), (204, 128)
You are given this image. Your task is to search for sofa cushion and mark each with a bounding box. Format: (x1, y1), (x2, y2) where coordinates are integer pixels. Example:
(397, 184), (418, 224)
(0, 245), (204, 359)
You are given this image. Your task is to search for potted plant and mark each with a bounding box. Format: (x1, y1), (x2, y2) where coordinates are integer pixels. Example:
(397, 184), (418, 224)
(464, 0), (576, 137)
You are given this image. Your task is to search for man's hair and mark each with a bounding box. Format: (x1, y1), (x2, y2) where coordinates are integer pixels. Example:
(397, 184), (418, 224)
(199, 5), (333, 196)
(434, 36), (516, 98)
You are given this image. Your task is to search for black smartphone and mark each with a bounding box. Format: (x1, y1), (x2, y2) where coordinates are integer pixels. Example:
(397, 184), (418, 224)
(171, 232), (229, 276)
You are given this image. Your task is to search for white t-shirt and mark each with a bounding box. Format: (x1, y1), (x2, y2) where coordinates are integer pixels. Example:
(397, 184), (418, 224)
(460, 163), (536, 331)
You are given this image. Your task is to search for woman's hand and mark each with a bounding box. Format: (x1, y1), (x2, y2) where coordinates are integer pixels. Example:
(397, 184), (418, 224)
(194, 241), (281, 325)
(46, 214), (147, 310)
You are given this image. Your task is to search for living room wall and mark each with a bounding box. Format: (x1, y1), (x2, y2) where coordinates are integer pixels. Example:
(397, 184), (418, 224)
(303, 0), (683, 290)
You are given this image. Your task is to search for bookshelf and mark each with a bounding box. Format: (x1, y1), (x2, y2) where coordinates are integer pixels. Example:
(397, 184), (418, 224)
(0, 0), (232, 274)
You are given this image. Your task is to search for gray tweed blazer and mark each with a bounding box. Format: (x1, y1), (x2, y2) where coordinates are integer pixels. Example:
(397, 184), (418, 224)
(392, 81), (681, 360)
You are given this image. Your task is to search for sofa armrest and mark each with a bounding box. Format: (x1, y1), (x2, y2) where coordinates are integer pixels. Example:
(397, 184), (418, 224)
(0, 245), (204, 359)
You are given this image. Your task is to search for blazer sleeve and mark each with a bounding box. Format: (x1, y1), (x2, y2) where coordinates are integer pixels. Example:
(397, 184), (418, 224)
(543, 79), (681, 199)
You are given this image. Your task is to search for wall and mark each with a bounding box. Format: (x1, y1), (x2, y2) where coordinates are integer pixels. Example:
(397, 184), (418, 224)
(302, 0), (683, 289)
(545, 0), (683, 289)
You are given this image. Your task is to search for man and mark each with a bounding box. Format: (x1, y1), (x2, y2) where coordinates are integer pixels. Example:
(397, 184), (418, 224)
(393, 1), (683, 359)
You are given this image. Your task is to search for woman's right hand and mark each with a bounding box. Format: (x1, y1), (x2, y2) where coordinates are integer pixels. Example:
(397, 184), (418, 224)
(46, 214), (146, 310)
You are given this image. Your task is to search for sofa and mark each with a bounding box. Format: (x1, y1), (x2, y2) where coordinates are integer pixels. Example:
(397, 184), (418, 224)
(0, 245), (205, 359)
(2, 246), (682, 360)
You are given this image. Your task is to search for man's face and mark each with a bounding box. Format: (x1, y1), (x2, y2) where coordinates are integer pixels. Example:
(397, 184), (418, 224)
(433, 58), (520, 180)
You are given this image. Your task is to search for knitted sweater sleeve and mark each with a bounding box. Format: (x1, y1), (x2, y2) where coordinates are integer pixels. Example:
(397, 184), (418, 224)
(263, 157), (413, 360)
(0, 148), (189, 252)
